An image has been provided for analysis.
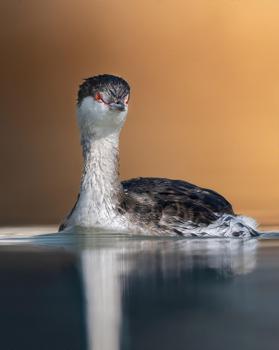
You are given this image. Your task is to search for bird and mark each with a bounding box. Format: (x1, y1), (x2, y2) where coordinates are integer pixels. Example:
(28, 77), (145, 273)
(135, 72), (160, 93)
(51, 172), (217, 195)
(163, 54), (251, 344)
(59, 74), (259, 238)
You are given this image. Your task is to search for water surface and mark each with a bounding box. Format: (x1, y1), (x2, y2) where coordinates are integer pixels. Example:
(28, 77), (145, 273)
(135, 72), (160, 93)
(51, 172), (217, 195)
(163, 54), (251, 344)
(0, 226), (278, 350)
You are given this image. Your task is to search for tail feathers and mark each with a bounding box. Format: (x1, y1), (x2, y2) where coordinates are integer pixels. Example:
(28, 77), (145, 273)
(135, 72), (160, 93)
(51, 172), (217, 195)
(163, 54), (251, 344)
(237, 216), (279, 238)
(234, 215), (260, 237)
(212, 215), (259, 238)
(178, 215), (260, 238)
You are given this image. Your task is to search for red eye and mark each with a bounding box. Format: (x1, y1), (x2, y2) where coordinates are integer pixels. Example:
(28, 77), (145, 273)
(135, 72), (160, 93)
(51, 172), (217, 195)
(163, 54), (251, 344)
(95, 92), (103, 102)
(124, 95), (130, 104)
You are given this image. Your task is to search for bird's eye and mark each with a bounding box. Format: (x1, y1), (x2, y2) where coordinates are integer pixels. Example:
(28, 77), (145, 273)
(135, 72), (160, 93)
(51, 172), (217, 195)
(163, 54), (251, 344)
(95, 92), (103, 103)
(124, 95), (130, 105)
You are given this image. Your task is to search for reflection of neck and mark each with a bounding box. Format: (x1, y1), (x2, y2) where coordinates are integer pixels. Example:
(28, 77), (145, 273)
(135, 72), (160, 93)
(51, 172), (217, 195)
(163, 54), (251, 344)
(71, 131), (123, 227)
(82, 248), (122, 350)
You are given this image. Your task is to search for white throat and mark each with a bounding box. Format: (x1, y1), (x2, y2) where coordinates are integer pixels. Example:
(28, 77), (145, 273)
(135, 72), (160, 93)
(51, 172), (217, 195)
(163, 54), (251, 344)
(77, 96), (127, 139)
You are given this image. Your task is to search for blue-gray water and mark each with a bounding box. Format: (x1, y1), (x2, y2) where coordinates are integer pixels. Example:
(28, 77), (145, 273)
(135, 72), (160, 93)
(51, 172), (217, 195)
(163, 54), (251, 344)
(0, 227), (279, 350)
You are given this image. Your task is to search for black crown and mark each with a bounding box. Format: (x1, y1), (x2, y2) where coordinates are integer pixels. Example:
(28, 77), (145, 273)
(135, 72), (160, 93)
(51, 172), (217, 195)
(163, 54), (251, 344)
(77, 74), (130, 105)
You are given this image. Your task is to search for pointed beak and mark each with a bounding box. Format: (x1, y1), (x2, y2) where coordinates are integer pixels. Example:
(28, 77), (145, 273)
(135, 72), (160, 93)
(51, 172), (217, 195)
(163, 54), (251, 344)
(109, 102), (126, 112)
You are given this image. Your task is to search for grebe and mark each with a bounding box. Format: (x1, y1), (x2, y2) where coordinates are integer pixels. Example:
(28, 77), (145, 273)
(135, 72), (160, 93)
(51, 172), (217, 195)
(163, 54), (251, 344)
(59, 74), (259, 238)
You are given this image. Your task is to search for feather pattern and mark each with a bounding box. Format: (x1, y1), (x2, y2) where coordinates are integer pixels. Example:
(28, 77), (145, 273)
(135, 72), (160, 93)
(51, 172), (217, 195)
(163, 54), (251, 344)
(120, 177), (258, 237)
(59, 74), (259, 238)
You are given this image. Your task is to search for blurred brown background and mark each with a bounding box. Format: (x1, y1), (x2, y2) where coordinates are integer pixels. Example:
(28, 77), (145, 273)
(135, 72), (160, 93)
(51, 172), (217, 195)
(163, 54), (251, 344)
(0, 0), (278, 226)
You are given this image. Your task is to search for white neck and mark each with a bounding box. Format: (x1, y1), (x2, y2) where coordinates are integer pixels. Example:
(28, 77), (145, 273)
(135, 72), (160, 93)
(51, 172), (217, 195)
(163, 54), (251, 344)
(68, 131), (123, 228)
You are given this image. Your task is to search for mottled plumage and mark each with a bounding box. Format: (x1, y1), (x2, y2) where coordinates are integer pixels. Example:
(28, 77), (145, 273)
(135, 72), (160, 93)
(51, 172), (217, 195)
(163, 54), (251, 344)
(121, 177), (233, 224)
(59, 74), (259, 238)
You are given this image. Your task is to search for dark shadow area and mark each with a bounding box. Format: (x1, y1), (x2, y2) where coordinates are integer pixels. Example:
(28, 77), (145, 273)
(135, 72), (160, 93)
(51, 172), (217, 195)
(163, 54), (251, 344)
(121, 243), (279, 350)
(0, 246), (87, 350)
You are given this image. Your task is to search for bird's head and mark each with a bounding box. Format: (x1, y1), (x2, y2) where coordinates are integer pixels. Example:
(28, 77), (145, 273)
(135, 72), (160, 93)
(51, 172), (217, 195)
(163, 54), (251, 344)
(77, 74), (130, 138)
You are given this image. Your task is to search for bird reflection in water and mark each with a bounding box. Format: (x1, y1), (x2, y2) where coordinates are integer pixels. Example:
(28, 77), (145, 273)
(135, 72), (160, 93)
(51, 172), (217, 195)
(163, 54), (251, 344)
(81, 236), (258, 350)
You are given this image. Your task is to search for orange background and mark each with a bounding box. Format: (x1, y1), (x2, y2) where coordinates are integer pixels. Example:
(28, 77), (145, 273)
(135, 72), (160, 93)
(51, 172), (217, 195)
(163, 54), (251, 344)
(0, 0), (278, 225)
